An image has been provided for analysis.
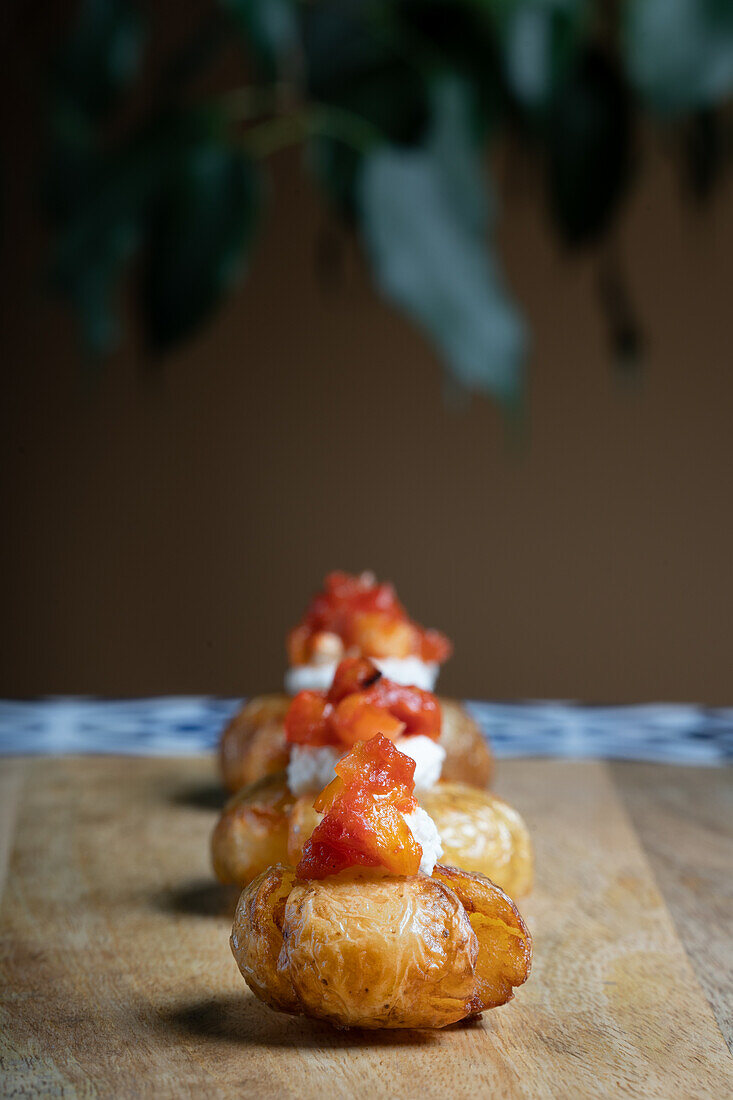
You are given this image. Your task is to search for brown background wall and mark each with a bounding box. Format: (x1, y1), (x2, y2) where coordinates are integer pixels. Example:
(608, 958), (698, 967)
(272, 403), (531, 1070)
(2, 12), (733, 703)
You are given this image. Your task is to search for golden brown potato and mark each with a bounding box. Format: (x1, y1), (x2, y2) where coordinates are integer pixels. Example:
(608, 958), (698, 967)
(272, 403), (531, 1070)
(211, 773), (294, 886)
(231, 864), (300, 1014)
(230, 864), (531, 1029)
(431, 865), (532, 1012)
(286, 796), (322, 867)
(439, 699), (494, 787)
(284, 784), (532, 898)
(418, 784), (533, 897)
(219, 694), (492, 794)
(219, 696), (290, 793)
(282, 874), (478, 1028)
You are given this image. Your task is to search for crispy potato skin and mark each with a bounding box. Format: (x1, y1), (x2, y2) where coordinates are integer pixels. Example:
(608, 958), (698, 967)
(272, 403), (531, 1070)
(439, 700), (494, 787)
(285, 784), (532, 897)
(231, 865), (300, 1013)
(230, 864), (531, 1029)
(212, 773), (295, 886)
(282, 874), (478, 1029)
(215, 777), (531, 895)
(220, 694), (492, 793)
(431, 865), (532, 1013)
(286, 796), (322, 867)
(419, 784), (533, 897)
(220, 696), (291, 793)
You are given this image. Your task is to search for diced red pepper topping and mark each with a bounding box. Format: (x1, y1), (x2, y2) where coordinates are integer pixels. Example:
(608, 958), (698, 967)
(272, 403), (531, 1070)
(283, 691), (333, 746)
(284, 658), (442, 748)
(327, 656), (382, 703)
(296, 734), (421, 879)
(286, 571), (452, 666)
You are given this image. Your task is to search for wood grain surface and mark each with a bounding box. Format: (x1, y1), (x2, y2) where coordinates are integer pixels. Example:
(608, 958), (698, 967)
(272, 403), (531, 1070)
(0, 756), (731, 1098)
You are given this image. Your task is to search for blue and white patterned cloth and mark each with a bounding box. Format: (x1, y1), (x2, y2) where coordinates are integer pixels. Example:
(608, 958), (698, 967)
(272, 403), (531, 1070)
(0, 697), (731, 764)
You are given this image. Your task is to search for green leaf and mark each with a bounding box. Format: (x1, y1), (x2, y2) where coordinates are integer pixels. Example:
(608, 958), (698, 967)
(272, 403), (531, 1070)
(48, 110), (241, 354)
(499, 0), (585, 112)
(359, 78), (526, 402)
(546, 48), (633, 246)
(61, 221), (137, 353)
(303, 1), (429, 144)
(624, 0), (733, 113)
(308, 137), (362, 221)
(303, 2), (429, 218)
(52, 202), (138, 354)
(307, 54), (428, 220)
(54, 0), (143, 120)
(396, 1), (504, 128)
(43, 103), (99, 224)
(222, 0), (298, 78)
(140, 143), (259, 350)
(49, 136), (151, 353)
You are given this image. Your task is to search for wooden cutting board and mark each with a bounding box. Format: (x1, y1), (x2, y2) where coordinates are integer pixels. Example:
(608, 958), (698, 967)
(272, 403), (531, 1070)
(0, 755), (731, 1098)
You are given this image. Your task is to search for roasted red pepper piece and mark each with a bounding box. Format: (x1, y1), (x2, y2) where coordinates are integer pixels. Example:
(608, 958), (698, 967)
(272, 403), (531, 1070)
(286, 571), (452, 666)
(296, 735), (421, 879)
(285, 659), (442, 748)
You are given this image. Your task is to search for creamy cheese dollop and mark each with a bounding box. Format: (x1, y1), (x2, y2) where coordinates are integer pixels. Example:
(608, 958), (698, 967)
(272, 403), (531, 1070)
(285, 655), (439, 695)
(403, 807), (443, 875)
(395, 735), (445, 790)
(287, 745), (343, 798)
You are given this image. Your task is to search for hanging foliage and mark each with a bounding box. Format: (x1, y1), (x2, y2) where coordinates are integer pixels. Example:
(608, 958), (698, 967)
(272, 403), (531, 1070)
(44, 0), (733, 401)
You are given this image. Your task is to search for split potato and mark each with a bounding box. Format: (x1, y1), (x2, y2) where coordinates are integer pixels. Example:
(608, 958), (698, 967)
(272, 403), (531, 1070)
(213, 776), (532, 897)
(231, 863), (531, 1029)
(219, 694), (493, 794)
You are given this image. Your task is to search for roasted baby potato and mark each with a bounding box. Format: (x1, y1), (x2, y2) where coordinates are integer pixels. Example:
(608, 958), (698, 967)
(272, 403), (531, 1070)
(431, 864), (532, 1012)
(231, 863), (531, 1029)
(216, 779), (532, 894)
(419, 784), (533, 897)
(230, 864), (300, 1014)
(211, 773), (294, 886)
(286, 795), (322, 868)
(285, 783), (532, 897)
(220, 694), (492, 794)
(439, 699), (494, 787)
(219, 696), (290, 793)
